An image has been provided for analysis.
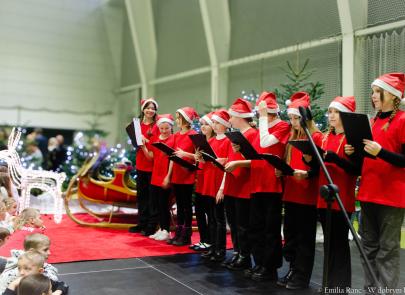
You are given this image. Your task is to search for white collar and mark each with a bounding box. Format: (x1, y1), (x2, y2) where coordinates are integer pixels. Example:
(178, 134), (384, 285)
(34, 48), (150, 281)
(216, 134), (226, 140)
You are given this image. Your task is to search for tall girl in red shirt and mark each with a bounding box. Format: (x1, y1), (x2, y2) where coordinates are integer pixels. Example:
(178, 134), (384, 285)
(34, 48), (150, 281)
(129, 98), (159, 236)
(191, 112), (215, 252)
(318, 96), (361, 290)
(278, 92), (322, 290)
(245, 92), (291, 282)
(164, 107), (199, 246)
(219, 98), (258, 271)
(148, 114), (175, 241)
(354, 73), (405, 289)
(200, 110), (232, 262)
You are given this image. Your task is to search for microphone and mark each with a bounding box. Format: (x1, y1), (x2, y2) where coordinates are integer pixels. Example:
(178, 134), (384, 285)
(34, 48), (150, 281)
(298, 106), (307, 121)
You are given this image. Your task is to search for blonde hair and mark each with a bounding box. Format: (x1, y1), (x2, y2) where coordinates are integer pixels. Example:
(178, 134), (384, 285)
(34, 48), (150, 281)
(381, 97), (400, 131)
(14, 208), (40, 230)
(285, 119), (319, 164)
(4, 198), (16, 210)
(19, 250), (45, 269)
(24, 233), (50, 251)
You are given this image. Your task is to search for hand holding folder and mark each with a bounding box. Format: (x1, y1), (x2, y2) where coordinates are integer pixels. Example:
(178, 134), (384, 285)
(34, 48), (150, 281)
(152, 142), (200, 171)
(225, 131), (293, 175)
(189, 134), (217, 158)
(339, 112), (374, 157)
(126, 118), (143, 148)
(288, 140), (325, 156)
(200, 151), (225, 171)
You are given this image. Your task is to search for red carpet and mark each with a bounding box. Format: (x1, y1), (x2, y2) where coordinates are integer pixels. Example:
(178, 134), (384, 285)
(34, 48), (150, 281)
(0, 214), (231, 263)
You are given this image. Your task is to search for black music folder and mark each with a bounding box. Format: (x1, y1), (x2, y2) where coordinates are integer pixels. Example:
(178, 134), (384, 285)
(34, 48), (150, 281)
(225, 131), (261, 160)
(260, 154), (294, 176)
(288, 140), (325, 156)
(189, 134), (217, 158)
(126, 118), (143, 148)
(200, 152), (225, 172)
(225, 131), (293, 175)
(340, 112), (373, 156)
(152, 142), (200, 171)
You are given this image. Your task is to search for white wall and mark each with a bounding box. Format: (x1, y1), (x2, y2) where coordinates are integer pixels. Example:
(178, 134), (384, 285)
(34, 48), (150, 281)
(0, 0), (120, 143)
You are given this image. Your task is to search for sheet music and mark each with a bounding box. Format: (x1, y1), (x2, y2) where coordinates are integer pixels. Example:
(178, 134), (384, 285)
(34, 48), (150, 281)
(133, 118), (143, 146)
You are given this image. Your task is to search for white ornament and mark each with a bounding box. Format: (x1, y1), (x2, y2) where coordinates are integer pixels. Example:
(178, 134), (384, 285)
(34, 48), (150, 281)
(0, 128), (66, 223)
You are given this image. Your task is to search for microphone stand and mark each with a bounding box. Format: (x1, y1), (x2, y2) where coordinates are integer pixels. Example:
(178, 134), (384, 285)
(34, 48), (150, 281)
(297, 106), (382, 294)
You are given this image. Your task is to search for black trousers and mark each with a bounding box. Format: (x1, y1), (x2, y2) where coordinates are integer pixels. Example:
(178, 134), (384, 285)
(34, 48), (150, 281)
(319, 209), (352, 290)
(283, 201), (317, 285)
(207, 197), (226, 251)
(173, 184), (194, 228)
(249, 193), (283, 270)
(194, 193), (211, 244)
(136, 170), (152, 228)
(225, 196), (250, 257)
(359, 202), (404, 289)
(224, 196), (238, 253)
(149, 185), (171, 232)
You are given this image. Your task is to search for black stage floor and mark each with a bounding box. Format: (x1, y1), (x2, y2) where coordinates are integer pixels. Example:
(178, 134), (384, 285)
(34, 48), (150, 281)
(57, 244), (405, 294)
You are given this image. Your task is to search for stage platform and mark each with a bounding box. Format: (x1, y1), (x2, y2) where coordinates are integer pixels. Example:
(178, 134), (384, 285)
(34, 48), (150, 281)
(57, 243), (405, 294)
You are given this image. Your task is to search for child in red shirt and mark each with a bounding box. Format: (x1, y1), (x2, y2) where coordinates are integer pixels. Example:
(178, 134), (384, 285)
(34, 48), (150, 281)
(164, 107), (199, 246)
(318, 96), (361, 291)
(147, 114), (175, 241)
(190, 112), (215, 252)
(199, 110), (232, 262)
(129, 98), (159, 236)
(245, 92), (290, 282)
(277, 92), (322, 290)
(352, 73), (405, 289)
(219, 98), (258, 271)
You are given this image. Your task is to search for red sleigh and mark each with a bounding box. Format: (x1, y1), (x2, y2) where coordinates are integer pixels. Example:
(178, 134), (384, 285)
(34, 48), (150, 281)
(64, 155), (139, 229)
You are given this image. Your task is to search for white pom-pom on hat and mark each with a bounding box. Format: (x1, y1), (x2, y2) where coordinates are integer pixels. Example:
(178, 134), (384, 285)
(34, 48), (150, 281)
(285, 99), (292, 106)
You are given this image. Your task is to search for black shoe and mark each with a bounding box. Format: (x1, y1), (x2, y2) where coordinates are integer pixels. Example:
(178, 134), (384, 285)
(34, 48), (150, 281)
(201, 249), (215, 259)
(221, 253), (238, 267)
(243, 265), (262, 278)
(128, 225), (143, 233)
(277, 268), (294, 287)
(227, 255), (251, 271)
(285, 277), (309, 290)
(142, 228), (156, 236)
(210, 250), (226, 262)
(251, 267), (278, 282)
(167, 226), (183, 245)
(172, 227), (192, 246)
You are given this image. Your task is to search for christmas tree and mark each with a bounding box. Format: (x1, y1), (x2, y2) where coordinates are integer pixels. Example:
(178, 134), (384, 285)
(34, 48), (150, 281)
(274, 59), (328, 131)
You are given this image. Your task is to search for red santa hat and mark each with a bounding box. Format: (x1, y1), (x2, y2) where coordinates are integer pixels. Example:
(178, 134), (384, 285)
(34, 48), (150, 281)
(286, 92), (311, 117)
(228, 98), (254, 118)
(141, 98), (158, 110)
(200, 112), (214, 127)
(372, 72), (405, 105)
(212, 109), (231, 128)
(255, 91), (280, 113)
(329, 96), (356, 113)
(176, 107), (199, 124)
(156, 113), (174, 126)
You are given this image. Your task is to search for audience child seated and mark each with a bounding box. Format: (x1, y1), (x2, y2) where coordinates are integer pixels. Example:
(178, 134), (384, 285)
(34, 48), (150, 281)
(2, 250), (67, 295)
(4, 200), (17, 224)
(14, 274), (52, 295)
(0, 234), (58, 294)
